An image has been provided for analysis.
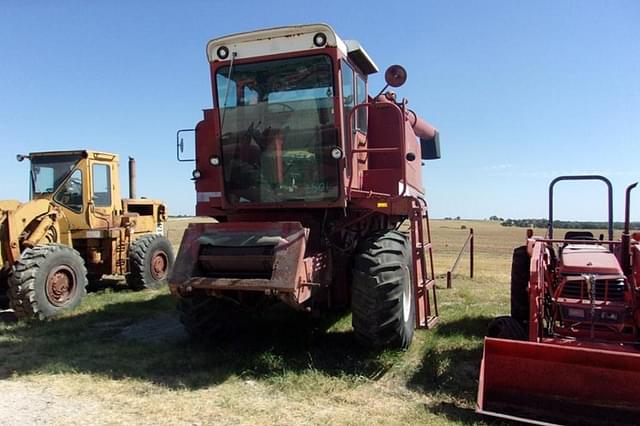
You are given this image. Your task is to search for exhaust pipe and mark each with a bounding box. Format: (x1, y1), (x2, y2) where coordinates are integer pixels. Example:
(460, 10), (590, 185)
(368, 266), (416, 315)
(128, 156), (137, 199)
(621, 182), (638, 276)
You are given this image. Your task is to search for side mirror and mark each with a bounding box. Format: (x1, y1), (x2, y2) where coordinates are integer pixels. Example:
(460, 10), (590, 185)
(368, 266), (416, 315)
(420, 131), (441, 160)
(384, 65), (407, 88)
(176, 129), (196, 162)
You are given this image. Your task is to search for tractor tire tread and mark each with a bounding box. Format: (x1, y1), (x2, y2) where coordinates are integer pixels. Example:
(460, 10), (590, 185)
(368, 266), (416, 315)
(8, 244), (87, 320)
(352, 230), (414, 349)
(511, 245), (531, 330)
(127, 234), (174, 290)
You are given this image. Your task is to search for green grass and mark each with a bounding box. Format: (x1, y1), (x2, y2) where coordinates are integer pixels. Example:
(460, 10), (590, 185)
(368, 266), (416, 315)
(1, 219), (565, 424)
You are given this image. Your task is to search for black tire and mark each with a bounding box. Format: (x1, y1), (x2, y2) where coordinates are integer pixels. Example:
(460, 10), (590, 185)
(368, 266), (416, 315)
(127, 234), (174, 290)
(177, 296), (237, 341)
(487, 316), (527, 340)
(511, 245), (531, 331)
(8, 244), (87, 320)
(351, 230), (415, 349)
(0, 268), (9, 310)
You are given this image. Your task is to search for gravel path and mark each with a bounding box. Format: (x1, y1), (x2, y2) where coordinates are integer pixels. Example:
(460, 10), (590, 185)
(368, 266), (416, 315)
(0, 380), (103, 425)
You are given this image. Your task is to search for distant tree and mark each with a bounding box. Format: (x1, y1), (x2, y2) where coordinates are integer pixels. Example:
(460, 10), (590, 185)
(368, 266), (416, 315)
(455, 216), (461, 220)
(499, 218), (640, 230)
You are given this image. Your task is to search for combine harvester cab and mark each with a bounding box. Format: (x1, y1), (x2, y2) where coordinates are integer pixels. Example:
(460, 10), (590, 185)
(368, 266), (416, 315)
(477, 176), (640, 424)
(170, 24), (442, 348)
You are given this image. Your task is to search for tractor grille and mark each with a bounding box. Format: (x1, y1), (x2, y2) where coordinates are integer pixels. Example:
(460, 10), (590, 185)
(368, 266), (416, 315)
(560, 278), (626, 302)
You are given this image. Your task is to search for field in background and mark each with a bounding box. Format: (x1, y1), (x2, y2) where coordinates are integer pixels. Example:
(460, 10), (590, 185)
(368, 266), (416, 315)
(0, 219), (603, 425)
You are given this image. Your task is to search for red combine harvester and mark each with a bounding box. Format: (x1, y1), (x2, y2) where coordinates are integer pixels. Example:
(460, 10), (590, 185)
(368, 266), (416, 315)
(477, 175), (640, 424)
(170, 24), (441, 348)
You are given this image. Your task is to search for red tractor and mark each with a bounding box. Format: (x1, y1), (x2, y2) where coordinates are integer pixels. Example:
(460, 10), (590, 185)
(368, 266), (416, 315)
(477, 175), (640, 424)
(170, 23), (441, 349)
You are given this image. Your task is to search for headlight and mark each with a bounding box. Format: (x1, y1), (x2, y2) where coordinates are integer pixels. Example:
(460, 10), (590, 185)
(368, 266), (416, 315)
(330, 147), (344, 160)
(192, 169), (202, 180)
(209, 156), (221, 166)
(313, 32), (327, 47)
(217, 46), (229, 60)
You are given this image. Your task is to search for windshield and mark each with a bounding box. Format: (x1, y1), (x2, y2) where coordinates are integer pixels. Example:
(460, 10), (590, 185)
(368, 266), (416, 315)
(216, 55), (339, 204)
(30, 155), (81, 199)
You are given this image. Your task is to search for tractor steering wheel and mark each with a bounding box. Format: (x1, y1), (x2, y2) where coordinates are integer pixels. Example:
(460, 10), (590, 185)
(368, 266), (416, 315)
(266, 102), (295, 116)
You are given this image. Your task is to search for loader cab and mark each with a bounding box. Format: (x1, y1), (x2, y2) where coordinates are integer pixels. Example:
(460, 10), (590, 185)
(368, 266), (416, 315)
(24, 150), (122, 230)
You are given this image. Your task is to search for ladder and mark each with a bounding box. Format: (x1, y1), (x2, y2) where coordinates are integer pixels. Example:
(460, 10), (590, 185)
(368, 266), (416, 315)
(409, 198), (439, 329)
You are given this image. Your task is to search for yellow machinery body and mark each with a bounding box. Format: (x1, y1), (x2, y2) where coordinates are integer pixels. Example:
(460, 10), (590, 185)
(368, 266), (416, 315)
(0, 150), (172, 319)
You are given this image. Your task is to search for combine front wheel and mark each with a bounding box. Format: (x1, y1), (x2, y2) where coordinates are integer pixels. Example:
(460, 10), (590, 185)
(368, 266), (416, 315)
(351, 230), (415, 349)
(127, 235), (174, 290)
(177, 296), (237, 341)
(8, 244), (87, 319)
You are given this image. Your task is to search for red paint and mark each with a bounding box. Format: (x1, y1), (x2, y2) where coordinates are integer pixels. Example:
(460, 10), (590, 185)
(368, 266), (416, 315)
(175, 26), (442, 334)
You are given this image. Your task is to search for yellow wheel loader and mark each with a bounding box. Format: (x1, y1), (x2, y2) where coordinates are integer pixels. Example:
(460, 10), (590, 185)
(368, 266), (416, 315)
(0, 150), (173, 320)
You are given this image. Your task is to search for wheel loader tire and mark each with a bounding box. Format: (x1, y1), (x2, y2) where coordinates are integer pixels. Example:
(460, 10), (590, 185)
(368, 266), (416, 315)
(8, 244), (87, 320)
(351, 230), (415, 349)
(0, 268), (9, 310)
(487, 316), (527, 340)
(127, 235), (174, 291)
(177, 296), (236, 341)
(511, 245), (530, 331)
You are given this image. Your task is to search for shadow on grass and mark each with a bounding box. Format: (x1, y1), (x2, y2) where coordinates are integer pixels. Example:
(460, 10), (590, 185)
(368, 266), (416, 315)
(0, 293), (396, 390)
(434, 315), (494, 339)
(409, 315), (495, 424)
(86, 276), (131, 293)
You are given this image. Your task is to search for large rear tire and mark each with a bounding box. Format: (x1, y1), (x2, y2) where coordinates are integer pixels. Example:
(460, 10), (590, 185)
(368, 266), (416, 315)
(177, 296), (237, 341)
(8, 244), (87, 320)
(511, 245), (531, 331)
(127, 235), (174, 290)
(351, 230), (415, 349)
(487, 316), (527, 340)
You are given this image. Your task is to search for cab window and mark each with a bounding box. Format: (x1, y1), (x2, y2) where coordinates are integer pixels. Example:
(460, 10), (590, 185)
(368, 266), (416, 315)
(341, 60), (355, 138)
(92, 164), (111, 207)
(355, 75), (367, 132)
(54, 169), (83, 212)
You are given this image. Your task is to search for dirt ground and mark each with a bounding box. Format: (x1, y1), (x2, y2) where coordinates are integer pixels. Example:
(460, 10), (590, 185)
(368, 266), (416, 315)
(0, 380), (104, 425)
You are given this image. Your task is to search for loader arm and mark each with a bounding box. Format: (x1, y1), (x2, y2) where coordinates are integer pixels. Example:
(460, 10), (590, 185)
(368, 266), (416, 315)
(0, 199), (62, 266)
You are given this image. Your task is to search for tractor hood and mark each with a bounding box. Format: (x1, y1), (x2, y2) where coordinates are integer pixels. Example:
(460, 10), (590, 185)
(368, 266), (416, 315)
(560, 245), (624, 276)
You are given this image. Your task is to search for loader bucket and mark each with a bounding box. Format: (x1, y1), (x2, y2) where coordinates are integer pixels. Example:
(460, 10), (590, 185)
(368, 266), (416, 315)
(477, 337), (640, 425)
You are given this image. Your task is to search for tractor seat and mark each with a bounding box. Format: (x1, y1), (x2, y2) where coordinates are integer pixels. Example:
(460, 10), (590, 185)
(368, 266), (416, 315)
(563, 231), (596, 241)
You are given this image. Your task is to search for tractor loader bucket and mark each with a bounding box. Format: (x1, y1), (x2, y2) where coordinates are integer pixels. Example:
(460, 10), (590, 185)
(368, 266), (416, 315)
(477, 337), (640, 425)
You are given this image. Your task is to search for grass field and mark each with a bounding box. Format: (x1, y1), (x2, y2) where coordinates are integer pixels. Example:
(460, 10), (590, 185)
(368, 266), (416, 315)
(0, 219), (585, 425)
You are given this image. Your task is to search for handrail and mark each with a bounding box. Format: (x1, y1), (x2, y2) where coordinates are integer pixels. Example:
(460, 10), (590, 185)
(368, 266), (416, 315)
(548, 175), (613, 241)
(345, 101), (407, 199)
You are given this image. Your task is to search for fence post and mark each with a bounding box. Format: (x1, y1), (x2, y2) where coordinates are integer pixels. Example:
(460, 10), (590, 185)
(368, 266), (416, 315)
(446, 227), (475, 288)
(470, 228), (474, 279)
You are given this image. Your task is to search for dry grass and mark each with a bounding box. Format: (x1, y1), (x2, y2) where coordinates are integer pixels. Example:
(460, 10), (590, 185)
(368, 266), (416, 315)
(0, 218), (607, 425)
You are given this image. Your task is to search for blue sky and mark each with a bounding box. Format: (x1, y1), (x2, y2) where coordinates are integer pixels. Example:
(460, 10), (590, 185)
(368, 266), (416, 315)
(1, 1), (638, 220)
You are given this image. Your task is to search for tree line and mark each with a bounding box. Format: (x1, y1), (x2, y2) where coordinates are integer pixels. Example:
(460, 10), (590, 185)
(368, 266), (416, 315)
(500, 218), (640, 229)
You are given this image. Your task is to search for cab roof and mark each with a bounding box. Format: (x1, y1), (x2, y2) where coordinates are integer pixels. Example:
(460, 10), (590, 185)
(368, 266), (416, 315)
(206, 23), (378, 75)
(28, 150), (119, 162)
